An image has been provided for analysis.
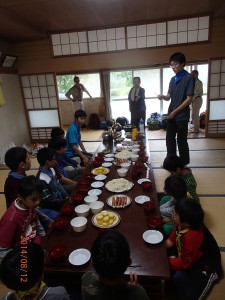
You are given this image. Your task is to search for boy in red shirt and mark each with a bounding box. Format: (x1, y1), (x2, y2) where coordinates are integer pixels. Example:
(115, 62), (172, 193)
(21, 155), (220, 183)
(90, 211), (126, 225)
(0, 176), (45, 258)
(166, 198), (222, 299)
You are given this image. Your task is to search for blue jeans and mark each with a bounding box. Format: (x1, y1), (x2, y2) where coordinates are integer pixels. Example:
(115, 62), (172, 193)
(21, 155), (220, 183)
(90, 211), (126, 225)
(38, 208), (58, 220)
(171, 267), (218, 300)
(166, 119), (189, 165)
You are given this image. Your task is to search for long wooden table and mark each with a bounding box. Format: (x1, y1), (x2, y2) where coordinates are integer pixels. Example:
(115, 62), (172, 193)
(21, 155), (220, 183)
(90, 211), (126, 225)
(41, 137), (170, 296)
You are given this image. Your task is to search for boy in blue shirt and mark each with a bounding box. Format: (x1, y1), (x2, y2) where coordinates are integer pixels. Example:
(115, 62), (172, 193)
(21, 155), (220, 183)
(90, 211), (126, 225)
(66, 109), (93, 166)
(36, 147), (68, 219)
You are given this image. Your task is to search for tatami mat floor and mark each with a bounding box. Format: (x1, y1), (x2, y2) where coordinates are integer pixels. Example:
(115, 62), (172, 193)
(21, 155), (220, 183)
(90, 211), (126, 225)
(148, 129), (225, 300)
(0, 129), (225, 299)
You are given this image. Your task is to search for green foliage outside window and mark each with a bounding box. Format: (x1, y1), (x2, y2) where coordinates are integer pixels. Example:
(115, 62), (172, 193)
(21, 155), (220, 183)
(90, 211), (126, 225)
(110, 71), (132, 99)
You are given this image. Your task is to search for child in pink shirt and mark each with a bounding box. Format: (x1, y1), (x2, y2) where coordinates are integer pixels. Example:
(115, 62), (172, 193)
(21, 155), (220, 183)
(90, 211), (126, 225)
(0, 176), (45, 258)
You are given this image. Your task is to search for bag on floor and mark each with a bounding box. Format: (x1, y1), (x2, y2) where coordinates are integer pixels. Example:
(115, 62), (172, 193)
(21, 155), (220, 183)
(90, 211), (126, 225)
(200, 111), (206, 129)
(147, 112), (161, 130)
(99, 121), (108, 129)
(116, 117), (129, 128)
(88, 113), (100, 129)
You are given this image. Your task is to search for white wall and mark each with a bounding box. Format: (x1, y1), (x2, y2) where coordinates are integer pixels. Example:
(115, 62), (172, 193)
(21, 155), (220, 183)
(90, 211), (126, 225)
(0, 74), (30, 156)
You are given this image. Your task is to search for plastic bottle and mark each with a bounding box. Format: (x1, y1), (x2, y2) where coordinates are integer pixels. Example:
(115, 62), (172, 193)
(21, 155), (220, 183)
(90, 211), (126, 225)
(139, 118), (145, 134)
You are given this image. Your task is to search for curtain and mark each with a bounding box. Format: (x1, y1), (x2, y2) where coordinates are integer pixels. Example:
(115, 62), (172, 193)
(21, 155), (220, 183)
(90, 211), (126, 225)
(100, 71), (112, 120)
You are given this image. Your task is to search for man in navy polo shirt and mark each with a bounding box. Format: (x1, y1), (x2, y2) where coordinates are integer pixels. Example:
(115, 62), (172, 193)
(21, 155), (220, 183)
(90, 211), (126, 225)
(65, 110), (93, 166)
(158, 52), (194, 166)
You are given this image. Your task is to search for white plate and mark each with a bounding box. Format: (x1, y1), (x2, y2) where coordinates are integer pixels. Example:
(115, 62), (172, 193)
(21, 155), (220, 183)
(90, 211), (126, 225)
(95, 175), (107, 181)
(92, 210), (121, 228)
(88, 189), (102, 196)
(142, 230), (163, 244)
(91, 167), (109, 175)
(137, 178), (151, 185)
(113, 159), (130, 166)
(107, 194), (131, 208)
(135, 195), (150, 204)
(105, 179), (134, 193)
(68, 248), (91, 266)
(91, 181), (104, 188)
(102, 162), (113, 168)
(105, 153), (115, 158)
(104, 157), (114, 162)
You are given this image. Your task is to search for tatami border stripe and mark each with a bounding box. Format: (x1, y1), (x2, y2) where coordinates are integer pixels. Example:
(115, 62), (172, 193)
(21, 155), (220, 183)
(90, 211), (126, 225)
(149, 149), (225, 152)
(198, 194), (225, 197)
(148, 137), (206, 141)
(219, 247), (225, 252)
(153, 166), (225, 169)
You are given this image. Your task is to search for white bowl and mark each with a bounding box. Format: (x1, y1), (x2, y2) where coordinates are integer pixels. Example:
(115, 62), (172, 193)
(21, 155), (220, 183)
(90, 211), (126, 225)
(69, 248), (91, 266)
(88, 189), (102, 196)
(130, 154), (139, 162)
(117, 168), (128, 177)
(102, 162), (113, 168)
(75, 204), (90, 217)
(89, 201), (104, 214)
(132, 148), (139, 155)
(104, 157), (114, 162)
(84, 195), (98, 204)
(120, 162), (131, 170)
(95, 175), (107, 181)
(91, 181), (104, 188)
(132, 144), (140, 149)
(70, 216), (87, 232)
(105, 154), (114, 158)
(135, 195), (150, 204)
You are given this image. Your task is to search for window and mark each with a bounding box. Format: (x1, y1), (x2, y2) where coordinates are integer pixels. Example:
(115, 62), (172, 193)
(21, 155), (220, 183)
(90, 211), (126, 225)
(56, 73), (101, 100)
(110, 64), (209, 121)
(110, 68), (161, 121)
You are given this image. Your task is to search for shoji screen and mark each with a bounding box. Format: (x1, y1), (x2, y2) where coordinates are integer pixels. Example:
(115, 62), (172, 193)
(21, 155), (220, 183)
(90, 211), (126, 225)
(206, 58), (225, 137)
(20, 73), (61, 143)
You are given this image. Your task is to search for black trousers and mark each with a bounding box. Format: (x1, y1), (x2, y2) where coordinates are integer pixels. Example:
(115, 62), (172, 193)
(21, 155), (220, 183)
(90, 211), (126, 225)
(166, 119), (190, 165)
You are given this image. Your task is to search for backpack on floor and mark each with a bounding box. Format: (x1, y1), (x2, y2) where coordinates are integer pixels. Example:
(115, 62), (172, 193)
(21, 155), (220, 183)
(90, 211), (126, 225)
(147, 112), (161, 130)
(116, 117), (129, 128)
(88, 113), (100, 129)
(200, 111), (206, 129)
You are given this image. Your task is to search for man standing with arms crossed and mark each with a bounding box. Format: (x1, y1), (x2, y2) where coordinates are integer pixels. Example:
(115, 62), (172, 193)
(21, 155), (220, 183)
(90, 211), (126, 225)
(158, 52), (194, 166)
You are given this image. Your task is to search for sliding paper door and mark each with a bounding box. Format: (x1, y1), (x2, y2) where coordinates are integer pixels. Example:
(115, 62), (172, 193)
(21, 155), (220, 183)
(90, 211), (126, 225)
(206, 58), (225, 137)
(20, 73), (61, 143)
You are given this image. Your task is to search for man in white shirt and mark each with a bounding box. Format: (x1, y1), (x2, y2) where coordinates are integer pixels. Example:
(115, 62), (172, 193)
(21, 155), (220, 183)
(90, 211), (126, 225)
(190, 70), (203, 133)
(65, 76), (93, 112)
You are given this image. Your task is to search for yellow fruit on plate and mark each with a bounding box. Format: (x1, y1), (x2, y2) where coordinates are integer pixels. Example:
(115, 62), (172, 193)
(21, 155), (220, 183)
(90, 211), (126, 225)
(97, 220), (103, 225)
(108, 213), (115, 219)
(96, 215), (103, 221)
(102, 211), (108, 217)
(102, 222), (108, 226)
(103, 216), (109, 222)
(109, 219), (114, 225)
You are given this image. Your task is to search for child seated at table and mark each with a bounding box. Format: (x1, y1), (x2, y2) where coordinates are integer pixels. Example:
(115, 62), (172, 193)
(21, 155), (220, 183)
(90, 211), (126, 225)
(166, 198), (222, 300)
(4, 147), (32, 208)
(82, 230), (150, 300)
(4, 147), (53, 232)
(36, 147), (68, 219)
(0, 243), (70, 300)
(160, 176), (187, 237)
(163, 155), (199, 201)
(0, 176), (45, 259)
(48, 137), (84, 194)
(65, 109), (93, 166)
(51, 126), (65, 139)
